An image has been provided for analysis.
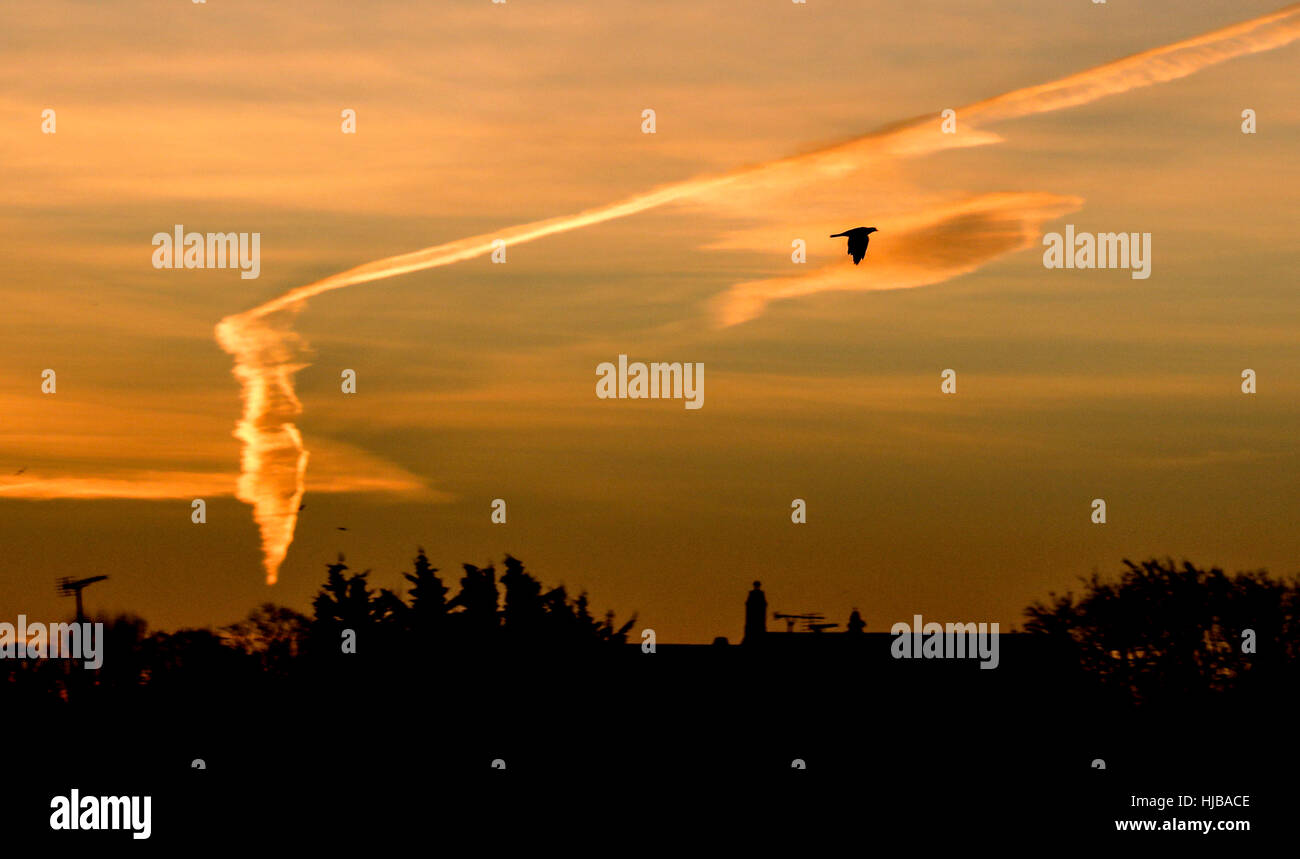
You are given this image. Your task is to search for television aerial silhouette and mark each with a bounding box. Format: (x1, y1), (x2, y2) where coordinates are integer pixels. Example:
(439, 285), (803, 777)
(56, 575), (108, 623)
(772, 611), (839, 633)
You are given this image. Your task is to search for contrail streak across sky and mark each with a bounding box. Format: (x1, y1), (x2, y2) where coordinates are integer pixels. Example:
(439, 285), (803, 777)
(216, 5), (1300, 584)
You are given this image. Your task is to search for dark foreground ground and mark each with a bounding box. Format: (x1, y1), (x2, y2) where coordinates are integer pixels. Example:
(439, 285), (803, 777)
(5, 639), (1293, 847)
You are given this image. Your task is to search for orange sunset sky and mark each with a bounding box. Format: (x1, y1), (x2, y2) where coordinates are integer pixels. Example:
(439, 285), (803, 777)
(2, 0), (1298, 642)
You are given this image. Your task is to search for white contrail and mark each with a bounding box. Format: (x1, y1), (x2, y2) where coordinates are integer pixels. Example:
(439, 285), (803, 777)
(217, 5), (1300, 584)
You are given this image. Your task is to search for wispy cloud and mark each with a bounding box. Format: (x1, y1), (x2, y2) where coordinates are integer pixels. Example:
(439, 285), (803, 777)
(707, 192), (1083, 326)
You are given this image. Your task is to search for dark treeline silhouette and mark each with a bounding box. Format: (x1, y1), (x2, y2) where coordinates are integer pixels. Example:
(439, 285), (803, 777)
(2, 549), (635, 707)
(308, 550), (635, 658)
(9, 553), (1295, 708)
(4, 554), (1297, 842)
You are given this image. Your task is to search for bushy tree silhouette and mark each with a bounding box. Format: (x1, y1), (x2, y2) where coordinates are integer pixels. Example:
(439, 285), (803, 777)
(501, 554), (544, 643)
(496, 554), (637, 646)
(1024, 557), (1299, 706)
(221, 603), (308, 675)
(404, 548), (449, 625)
(449, 562), (499, 632)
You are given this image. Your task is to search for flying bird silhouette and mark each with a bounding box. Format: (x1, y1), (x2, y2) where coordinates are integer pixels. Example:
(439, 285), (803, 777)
(830, 227), (878, 264)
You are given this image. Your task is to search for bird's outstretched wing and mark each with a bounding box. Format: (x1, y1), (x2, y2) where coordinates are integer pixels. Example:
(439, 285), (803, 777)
(830, 229), (871, 264)
(846, 234), (868, 265)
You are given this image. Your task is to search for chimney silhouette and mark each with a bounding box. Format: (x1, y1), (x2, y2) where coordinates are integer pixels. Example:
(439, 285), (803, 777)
(742, 581), (767, 645)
